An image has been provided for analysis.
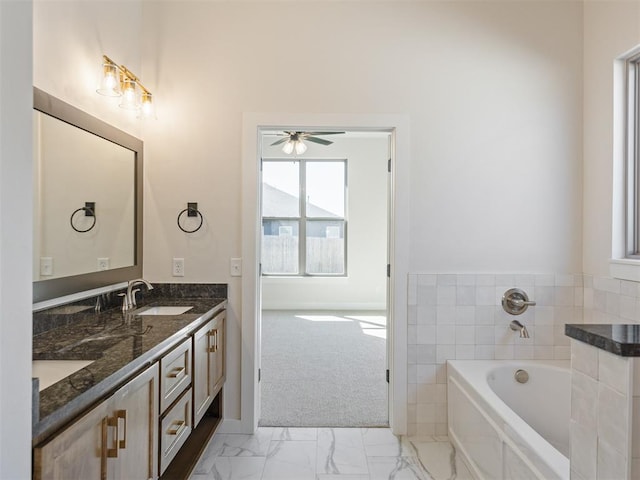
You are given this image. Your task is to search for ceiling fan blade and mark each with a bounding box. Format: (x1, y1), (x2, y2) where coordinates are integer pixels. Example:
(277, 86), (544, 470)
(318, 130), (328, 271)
(305, 136), (333, 146)
(303, 131), (345, 136)
(270, 137), (290, 146)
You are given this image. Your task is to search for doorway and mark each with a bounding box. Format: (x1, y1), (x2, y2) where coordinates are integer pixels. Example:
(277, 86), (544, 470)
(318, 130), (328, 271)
(239, 113), (409, 436)
(258, 131), (390, 427)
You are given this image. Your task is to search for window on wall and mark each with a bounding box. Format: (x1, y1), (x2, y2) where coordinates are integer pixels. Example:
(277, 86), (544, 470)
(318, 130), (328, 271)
(261, 159), (347, 276)
(625, 50), (640, 258)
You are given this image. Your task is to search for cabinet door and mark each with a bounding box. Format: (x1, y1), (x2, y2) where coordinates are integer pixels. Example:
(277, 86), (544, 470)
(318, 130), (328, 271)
(193, 311), (225, 426)
(193, 317), (214, 426)
(211, 313), (225, 393)
(34, 399), (111, 480)
(111, 363), (159, 480)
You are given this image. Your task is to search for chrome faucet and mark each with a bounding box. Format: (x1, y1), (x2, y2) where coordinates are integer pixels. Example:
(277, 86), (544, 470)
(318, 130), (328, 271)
(122, 278), (154, 311)
(510, 319), (530, 339)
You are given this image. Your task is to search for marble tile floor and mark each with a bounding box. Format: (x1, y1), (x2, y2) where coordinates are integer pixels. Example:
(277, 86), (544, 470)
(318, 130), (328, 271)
(189, 427), (474, 480)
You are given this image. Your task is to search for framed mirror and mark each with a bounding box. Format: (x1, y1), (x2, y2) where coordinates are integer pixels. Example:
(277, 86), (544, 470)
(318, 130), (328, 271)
(33, 87), (143, 303)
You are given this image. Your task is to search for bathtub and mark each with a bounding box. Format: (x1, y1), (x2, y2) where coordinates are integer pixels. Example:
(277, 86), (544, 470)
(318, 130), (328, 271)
(447, 360), (570, 480)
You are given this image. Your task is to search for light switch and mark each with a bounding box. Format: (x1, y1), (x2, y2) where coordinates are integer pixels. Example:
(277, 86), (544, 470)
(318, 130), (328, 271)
(40, 257), (53, 276)
(230, 258), (242, 277)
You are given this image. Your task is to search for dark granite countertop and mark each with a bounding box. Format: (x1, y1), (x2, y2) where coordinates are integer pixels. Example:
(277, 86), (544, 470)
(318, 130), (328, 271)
(32, 284), (226, 445)
(565, 323), (640, 357)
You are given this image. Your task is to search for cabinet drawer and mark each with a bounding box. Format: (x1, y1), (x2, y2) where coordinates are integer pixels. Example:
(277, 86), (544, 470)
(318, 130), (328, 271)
(160, 387), (192, 474)
(160, 339), (192, 412)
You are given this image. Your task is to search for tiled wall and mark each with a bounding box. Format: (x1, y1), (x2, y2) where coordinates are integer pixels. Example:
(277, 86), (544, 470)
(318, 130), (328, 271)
(584, 275), (640, 325)
(406, 273), (584, 437)
(570, 338), (637, 480)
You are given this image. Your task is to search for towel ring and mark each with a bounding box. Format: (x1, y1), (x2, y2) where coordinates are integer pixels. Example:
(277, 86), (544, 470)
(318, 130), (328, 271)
(177, 205), (203, 233)
(70, 206), (96, 233)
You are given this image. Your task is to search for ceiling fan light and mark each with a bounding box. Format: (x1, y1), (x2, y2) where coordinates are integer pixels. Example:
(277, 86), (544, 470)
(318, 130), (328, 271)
(294, 140), (307, 155)
(282, 140), (295, 155)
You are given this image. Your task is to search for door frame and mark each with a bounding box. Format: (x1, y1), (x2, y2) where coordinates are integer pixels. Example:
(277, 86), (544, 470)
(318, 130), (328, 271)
(238, 113), (410, 435)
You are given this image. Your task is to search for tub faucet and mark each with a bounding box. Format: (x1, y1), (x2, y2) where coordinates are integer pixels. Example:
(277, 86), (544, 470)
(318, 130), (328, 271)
(510, 319), (530, 338)
(123, 278), (154, 311)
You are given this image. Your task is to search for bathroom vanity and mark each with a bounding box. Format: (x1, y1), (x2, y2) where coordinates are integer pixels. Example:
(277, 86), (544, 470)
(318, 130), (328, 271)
(31, 284), (227, 480)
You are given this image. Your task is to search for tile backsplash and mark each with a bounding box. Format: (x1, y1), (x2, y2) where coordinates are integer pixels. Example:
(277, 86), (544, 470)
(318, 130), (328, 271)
(407, 272), (584, 437)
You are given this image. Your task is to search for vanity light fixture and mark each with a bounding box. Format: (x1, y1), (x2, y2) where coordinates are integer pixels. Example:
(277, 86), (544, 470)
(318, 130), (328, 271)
(96, 55), (155, 118)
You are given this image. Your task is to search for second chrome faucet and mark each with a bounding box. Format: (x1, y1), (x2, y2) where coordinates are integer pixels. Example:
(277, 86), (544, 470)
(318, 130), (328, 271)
(120, 278), (154, 311)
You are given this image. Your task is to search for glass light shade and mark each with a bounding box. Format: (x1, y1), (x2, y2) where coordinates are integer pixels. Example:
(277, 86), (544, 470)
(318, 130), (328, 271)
(96, 63), (121, 97)
(139, 92), (155, 119)
(119, 78), (139, 110)
(282, 140), (295, 155)
(294, 140), (307, 155)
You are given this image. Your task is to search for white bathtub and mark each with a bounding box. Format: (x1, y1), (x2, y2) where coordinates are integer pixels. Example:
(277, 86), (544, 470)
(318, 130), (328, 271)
(447, 360), (570, 480)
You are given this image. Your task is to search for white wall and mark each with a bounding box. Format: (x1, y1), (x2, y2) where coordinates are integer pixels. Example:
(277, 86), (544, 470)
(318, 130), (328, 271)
(141, 0), (583, 423)
(33, 1), (143, 139)
(0, 1), (33, 477)
(260, 134), (388, 310)
(30, 0), (586, 432)
(582, 2), (640, 277)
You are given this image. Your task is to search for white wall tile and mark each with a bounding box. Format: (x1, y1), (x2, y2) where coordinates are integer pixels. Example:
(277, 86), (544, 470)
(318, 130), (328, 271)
(598, 349), (630, 395)
(475, 345), (495, 359)
(436, 345), (455, 364)
(534, 306), (555, 325)
(533, 286), (555, 306)
(475, 326), (494, 345)
(437, 286), (456, 306)
(417, 274), (437, 286)
(437, 274), (456, 286)
(475, 274), (495, 286)
(570, 420), (597, 480)
(436, 306), (456, 325)
(555, 273), (575, 287)
(457, 274), (476, 286)
(455, 306), (475, 325)
(571, 370), (598, 429)
(436, 325), (455, 345)
(597, 384), (629, 453)
(456, 287), (476, 306)
(417, 285), (437, 306)
(416, 305), (436, 324)
(535, 274), (555, 286)
(597, 439), (628, 480)
(476, 286), (496, 306)
(455, 345), (475, 359)
(455, 326), (475, 345)
(632, 397), (640, 459)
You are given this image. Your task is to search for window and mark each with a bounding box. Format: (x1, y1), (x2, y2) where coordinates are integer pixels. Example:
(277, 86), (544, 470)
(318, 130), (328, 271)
(625, 50), (640, 257)
(261, 159), (347, 276)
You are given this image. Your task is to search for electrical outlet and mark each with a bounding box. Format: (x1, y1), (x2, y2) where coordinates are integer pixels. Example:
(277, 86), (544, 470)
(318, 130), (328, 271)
(97, 257), (110, 271)
(40, 257), (53, 276)
(172, 258), (185, 277)
(230, 258), (242, 277)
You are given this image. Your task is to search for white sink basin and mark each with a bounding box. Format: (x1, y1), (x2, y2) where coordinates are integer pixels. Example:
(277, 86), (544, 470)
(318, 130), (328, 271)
(136, 306), (193, 316)
(32, 360), (94, 391)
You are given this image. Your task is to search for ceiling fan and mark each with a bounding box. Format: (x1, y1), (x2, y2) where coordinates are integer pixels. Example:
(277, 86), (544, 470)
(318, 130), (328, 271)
(270, 131), (345, 155)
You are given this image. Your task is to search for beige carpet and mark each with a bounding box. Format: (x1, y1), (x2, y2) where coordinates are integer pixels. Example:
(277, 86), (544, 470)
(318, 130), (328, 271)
(259, 310), (388, 427)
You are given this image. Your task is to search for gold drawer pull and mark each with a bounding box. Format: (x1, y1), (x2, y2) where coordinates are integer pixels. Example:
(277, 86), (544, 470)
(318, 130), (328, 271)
(167, 366), (186, 379)
(106, 416), (119, 458)
(166, 420), (186, 436)
(208, 329), (218, 353)
(116, 409), (127, 449)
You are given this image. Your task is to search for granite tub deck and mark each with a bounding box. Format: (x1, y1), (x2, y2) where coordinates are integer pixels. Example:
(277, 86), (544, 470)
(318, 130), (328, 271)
(32, 283), (226, 445)
(565, 323), (640, 356)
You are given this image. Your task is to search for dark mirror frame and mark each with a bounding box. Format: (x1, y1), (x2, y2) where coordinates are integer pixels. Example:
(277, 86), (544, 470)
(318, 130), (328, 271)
(33, 87), (143, 303)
